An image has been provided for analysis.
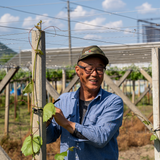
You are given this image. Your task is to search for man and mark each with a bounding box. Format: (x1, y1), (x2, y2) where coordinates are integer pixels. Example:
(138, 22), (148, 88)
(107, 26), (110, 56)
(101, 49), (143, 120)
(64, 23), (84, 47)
(46, 45), (123, 160)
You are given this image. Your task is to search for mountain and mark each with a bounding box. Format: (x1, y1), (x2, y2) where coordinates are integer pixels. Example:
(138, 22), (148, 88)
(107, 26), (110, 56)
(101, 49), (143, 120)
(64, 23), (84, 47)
(0, 42), (17, 64)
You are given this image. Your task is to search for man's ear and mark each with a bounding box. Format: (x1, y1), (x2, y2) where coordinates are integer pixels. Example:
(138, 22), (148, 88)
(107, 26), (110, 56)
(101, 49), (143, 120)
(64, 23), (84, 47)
(75, 65), (80, 77)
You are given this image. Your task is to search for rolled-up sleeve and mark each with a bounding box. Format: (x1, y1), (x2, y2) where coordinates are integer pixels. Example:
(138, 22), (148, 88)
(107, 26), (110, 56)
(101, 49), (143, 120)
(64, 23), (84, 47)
(74, 96), (123, 148)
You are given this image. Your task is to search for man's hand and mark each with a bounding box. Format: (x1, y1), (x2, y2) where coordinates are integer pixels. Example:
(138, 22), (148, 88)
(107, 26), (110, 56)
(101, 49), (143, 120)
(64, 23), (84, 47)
(53, 107), (75, 134)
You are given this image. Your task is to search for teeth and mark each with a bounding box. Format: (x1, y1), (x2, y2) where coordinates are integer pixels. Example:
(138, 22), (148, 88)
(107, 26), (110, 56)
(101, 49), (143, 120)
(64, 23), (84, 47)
(90, 80), (96, 82)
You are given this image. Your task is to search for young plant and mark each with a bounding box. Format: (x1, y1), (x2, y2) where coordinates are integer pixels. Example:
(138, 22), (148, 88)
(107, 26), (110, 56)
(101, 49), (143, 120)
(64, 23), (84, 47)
(21, 21), (74, 160)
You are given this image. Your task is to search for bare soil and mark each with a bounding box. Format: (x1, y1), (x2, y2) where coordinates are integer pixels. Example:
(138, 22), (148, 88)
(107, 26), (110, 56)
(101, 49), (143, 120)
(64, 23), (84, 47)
(0, 115), (155, 160)
(119, 144), (154, 160)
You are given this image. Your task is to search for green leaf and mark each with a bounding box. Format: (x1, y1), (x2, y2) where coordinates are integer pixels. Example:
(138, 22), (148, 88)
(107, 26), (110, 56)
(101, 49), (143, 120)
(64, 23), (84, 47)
(23, 81), (33, 94)
(54, 151), (67, 160)
(37, 121), (39, 125)
(150, 134), (158, 141)
(68, 146), (74, 152)
(21, 135), (43, 156)
(143, 120), (150, 125)
(35, 49), (44, 55)
(126, 113), (132, 117)
(43, 103), (56, 122)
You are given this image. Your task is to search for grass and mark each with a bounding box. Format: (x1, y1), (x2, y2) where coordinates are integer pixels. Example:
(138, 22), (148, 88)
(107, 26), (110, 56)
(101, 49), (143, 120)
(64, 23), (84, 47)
(0, 94), (30, 140)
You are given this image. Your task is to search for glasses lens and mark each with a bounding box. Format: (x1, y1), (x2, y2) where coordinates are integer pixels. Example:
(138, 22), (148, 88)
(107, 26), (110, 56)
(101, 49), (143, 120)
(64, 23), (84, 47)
(96, 68), (104, 74)
(85, 66), (104, 74)
(85, 66), (93, 74)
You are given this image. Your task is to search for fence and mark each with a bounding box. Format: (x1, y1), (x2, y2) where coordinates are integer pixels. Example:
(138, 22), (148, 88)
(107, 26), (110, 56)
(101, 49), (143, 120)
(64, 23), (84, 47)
(0, 30), (160, 160)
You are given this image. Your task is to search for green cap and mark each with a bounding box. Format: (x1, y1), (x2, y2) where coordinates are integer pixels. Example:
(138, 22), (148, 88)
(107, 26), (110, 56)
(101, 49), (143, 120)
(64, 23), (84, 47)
(77, 45), (109, 66)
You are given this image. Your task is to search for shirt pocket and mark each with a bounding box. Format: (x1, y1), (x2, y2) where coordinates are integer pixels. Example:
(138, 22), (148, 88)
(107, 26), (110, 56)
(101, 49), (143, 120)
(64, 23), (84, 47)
(85, 115), (98, 125)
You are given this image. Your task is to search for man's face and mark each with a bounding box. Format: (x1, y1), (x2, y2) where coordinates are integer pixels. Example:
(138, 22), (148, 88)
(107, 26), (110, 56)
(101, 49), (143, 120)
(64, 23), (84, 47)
(75, 56), (105, 93)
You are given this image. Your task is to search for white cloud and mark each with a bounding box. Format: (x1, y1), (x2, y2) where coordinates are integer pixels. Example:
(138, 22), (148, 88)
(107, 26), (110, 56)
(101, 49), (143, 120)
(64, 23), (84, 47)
(74, 17), (106, 30)
(104, 20), (123, 29)
(102, 0), (126, 11)
(84, 34), (102, 40)
(57, 6), (94, 19)
(0, 14), (19, 32)
(124, 28), (133, 34)
(74, 18), (123, 33)
(136, 2), (157, 14)
(22, 14), (64, 29)
(71, 6), (87, 18)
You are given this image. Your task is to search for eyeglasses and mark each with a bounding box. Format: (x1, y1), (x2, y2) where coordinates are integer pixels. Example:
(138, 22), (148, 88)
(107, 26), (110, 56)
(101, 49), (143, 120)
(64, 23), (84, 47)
(78, 65), (106, 75)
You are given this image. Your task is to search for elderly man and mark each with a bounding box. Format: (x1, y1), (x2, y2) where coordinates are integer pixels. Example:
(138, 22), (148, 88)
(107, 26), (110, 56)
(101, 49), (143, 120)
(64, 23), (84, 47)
(46, 45), (123, 160)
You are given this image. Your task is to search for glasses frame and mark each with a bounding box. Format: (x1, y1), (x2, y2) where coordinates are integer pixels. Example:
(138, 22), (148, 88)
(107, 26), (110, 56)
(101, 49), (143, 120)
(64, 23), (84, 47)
(78, 65), (106, 75)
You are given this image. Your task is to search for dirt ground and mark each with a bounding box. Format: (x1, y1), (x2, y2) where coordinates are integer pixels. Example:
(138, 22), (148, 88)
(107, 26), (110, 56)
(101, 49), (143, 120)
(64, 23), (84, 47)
(119, 144), (154, 160)
(0, 115), (156, 160)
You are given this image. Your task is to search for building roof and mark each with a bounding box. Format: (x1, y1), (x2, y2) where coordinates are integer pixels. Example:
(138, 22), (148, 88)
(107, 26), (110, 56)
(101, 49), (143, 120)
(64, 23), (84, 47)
(6, 42), (160, 68)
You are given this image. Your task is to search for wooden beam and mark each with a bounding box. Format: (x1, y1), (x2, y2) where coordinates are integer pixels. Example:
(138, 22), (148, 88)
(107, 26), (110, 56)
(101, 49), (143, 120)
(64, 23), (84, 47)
(104, 73), (152, 131)
(140, 68), (152, 84)
(152, 47), (160, 159)
(116, 70), (132, 87)
(46, 80), (59, 100)
(135, 85), (151, 105)
(123, 85), (151, 117)
(62, 75), (79, 93)
(0, 67), (19, 93)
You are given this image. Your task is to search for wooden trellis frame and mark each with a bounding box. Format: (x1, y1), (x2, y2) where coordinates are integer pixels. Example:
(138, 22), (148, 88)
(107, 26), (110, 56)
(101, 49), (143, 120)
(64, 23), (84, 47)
(2, 34), (160, 159)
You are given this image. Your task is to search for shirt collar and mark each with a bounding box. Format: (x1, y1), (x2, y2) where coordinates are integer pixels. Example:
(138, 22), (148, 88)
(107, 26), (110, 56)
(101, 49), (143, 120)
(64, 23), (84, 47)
(72, 87), (103, 101)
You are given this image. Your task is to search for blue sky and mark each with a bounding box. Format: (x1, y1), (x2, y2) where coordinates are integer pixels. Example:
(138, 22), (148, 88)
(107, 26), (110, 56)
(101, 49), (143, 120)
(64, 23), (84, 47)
(0, 0), (160, 53)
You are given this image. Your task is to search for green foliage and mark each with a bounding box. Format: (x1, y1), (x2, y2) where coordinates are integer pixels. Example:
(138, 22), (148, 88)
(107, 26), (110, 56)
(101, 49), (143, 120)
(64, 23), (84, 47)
(66, 69), (75, 79)
(12, 69), (31, 81)
(0, 64), (152, 82)
(143, 120), (150, 125)
(43, 103), (56, 122)
(46, 69), (62, 80)
(0, 53), (15, 64)
(54, 147), (75, 160)
(35, 49), (44, 55)
(150, 135), (158, 141)
(54, 151), (67, 160)
(21, 134), (43, 156)
(0, 70), (6, 81)
(23, 81), (33, 94)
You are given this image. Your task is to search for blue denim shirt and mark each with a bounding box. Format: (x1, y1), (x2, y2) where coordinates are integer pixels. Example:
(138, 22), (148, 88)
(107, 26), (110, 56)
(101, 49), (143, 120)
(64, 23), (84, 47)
(46, 87), (123, 160)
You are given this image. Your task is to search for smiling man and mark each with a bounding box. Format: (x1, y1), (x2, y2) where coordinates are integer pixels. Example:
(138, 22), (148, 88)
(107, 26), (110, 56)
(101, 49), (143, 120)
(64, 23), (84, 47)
(46, 45), (123, 160)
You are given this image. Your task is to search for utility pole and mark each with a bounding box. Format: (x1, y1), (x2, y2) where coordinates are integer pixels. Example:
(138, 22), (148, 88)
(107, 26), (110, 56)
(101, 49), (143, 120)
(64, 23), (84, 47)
(67, 0), (72, 66)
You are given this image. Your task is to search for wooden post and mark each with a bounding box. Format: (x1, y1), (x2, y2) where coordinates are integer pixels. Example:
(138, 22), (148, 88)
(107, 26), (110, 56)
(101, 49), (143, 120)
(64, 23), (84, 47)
(122, 83), (124, 93)
(5, 68), (10, 135)
(14, 82), (17, 120)
(101, 80), (105, 89)
(152, 47), (160, 159)
(146, 81), (150, 104)
(138, 80), (141, 97)
(55, 80), (57, 91)
(62, 68), (66, 91)
(132, 80), (135, 104)
(27, 81), (30, 113)
(32, 30), (46, 159)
